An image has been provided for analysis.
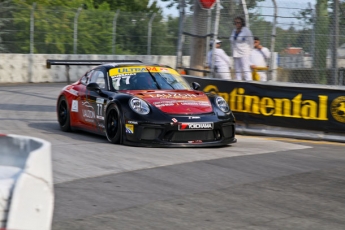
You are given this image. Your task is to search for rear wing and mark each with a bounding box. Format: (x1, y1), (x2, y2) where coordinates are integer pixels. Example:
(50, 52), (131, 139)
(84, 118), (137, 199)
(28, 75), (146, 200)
(46, 59), (142, 69)
(46, 59), (142, 84)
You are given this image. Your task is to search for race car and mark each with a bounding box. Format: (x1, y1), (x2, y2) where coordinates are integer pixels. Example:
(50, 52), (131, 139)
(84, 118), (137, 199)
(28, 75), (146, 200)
(47, 59), (237, 147)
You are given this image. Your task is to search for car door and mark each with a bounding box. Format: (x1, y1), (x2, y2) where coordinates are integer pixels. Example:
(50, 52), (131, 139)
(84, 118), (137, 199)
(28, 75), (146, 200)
(86, 68), (109, 134)
(78, 69), (98, 130)
(68, 69), (93, 129)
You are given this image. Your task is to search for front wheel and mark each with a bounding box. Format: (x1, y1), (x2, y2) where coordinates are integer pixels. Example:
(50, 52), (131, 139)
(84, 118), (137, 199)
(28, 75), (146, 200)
(57, 96), (71, 132)
(105, 104), (122, 144)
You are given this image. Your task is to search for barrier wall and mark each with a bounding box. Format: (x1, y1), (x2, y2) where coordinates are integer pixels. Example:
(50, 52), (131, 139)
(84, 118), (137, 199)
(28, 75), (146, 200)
(0, 54), (191, 83)
(184, 76), (345, 141)
(0, 134), (53, 230)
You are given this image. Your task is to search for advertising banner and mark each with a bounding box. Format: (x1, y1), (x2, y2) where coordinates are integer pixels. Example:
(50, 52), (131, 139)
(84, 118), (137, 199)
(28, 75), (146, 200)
(184, 76), (345, 133)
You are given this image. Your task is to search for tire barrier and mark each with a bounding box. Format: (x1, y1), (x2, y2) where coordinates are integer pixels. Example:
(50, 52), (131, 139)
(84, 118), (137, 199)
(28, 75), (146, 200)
(0, 134), (53, 230)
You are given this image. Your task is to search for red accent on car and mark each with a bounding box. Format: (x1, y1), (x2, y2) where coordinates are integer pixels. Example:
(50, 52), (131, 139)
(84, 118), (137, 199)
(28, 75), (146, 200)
(128, 90), (213, 114)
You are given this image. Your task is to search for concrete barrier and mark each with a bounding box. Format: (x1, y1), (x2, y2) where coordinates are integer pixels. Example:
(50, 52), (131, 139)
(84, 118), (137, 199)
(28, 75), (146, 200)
(0, 134), (53, 230)
(0, 54), (191, 83)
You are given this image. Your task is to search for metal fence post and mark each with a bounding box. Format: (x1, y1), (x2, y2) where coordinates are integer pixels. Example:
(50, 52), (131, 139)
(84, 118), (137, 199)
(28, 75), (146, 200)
(269, 0), (277, 81)
(147, 13), (156, 56)
(112, 9), (120, 55)
(331, 0), (339, 85)
(30, 2), (36, 55)
(28, 2), (36, 83)
(205, 9), (211, 68)
(73, 7), (82, 54)
(176, 0), (185, 69)
(210, 0), (221, 78)
(241, 0), (249, 28)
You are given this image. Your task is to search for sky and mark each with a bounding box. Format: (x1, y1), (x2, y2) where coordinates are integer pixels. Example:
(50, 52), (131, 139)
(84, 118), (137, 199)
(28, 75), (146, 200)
(150, 0), (317, 29)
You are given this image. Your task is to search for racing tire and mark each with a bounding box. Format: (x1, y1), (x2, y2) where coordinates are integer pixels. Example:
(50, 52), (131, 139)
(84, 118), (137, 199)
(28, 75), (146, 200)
(105, 104), (122, 144)
(57, 96), (71, 132)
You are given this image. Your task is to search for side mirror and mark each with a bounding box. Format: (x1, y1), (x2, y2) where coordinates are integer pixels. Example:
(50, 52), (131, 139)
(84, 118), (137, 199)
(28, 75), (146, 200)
(191, 82), (201, 90)
(87, 82), (101, 93)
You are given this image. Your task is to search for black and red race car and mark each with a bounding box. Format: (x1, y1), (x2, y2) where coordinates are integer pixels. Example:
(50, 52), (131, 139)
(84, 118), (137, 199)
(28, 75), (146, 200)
(47, 59), (236, 147)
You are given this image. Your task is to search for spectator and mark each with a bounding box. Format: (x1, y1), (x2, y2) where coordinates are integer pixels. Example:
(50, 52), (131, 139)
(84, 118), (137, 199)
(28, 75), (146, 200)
(250, 36), (271, 81)
(230, 16), (254, 81)
(206, 39), (231, 80)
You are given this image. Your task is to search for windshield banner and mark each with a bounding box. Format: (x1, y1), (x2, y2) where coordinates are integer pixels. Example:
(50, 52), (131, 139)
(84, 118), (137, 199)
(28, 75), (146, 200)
(109, 66), (178, 77)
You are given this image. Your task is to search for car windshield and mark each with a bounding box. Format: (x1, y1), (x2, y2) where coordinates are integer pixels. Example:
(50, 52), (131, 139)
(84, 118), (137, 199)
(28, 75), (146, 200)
(109, 66), (191, 91)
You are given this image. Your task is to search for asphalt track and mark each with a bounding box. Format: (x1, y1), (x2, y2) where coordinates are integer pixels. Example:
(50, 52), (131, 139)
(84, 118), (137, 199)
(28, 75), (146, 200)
(1, 83), (345, 230)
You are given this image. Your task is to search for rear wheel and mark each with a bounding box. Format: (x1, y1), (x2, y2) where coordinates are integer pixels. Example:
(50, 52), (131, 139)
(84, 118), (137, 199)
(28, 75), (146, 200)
(57, 96), (71, 132)
(105, 104), (122, 144)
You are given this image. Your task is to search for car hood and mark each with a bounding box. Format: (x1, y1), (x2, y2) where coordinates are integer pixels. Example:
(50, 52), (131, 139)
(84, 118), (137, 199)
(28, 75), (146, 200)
(125, 90), (213, 114)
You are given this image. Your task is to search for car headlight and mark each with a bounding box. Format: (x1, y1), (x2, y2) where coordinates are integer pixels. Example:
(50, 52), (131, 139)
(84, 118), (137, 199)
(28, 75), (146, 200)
(129, 97), (150, 115)
(216, 96), (230, 113)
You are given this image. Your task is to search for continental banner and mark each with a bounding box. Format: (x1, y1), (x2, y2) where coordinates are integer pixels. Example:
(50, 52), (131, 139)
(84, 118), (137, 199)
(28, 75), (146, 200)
(184, 76), (345, 134)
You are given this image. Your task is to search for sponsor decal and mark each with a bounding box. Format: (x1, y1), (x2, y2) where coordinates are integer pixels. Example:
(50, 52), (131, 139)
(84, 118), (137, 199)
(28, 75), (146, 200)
(148, 93), (198, 99)
(188, 140), (203, 143)
(84, 118), (94, 123)
(82, 110), (95, 119)
(96, 115), (104, 120)
(125, 124), (134, 134)
(178, 122), (213, 130)
(160, 67), (170, 72)
(68, 89), (78, 96)
(180, 101), (210, 107)
(172, 118), (178, 123)
(154, 101), (176, 107)
(204, 85), (328, 121)
(153, 100), (209, 107)
(114, 73), (134, 78)
(71, 100), (78, 112)
(82, 101), (93, 109)
(64, 86), (78, 96)
(81, 101), (95, 122)
(96, 98), (104, 104)
(128, 120), (138, 124)
(188, 116), (200, 119)
(331, 96), (345, 123)
(109, 66), (179, 77)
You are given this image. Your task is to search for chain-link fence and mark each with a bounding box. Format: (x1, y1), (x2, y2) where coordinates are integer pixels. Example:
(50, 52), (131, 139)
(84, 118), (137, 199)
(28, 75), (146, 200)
(1, 0), (345, 85)
(0, 0), (178, 55)
(181, 0), (345, 85)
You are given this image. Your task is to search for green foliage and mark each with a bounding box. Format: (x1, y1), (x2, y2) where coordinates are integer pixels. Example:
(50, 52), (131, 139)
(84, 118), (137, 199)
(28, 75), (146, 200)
(0, 0), (175, 55)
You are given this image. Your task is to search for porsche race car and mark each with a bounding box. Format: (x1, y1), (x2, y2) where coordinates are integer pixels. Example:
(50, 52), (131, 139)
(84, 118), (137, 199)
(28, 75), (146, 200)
(47, 59), (237, 147)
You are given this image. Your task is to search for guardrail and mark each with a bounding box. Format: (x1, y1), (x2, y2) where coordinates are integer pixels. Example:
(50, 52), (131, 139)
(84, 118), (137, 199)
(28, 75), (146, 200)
(0, 134), (53, 230)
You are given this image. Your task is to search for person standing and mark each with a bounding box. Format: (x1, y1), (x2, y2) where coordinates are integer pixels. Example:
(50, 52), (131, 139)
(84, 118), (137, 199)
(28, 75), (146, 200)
(250, 36), (271, 81)
(230, 16), (254, 81)
(207, 39), (231, 80)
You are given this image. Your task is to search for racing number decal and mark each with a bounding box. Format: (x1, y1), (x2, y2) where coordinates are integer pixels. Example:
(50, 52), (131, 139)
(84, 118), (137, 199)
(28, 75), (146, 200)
(113, 75), (131, 87)
(96, 98), (105, 121)
(97, 104), (103, 117)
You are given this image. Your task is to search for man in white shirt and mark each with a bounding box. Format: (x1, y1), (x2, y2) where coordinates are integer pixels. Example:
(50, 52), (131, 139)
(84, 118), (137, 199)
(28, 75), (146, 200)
(249, 36), (271, 81)
(230, 16), (254, 81)
(207, 39), (231, 80)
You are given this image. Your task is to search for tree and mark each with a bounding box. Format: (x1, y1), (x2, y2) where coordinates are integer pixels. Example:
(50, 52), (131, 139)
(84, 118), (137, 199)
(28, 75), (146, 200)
(294, 0), (345, 84)
(0, 0), (171, 55)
